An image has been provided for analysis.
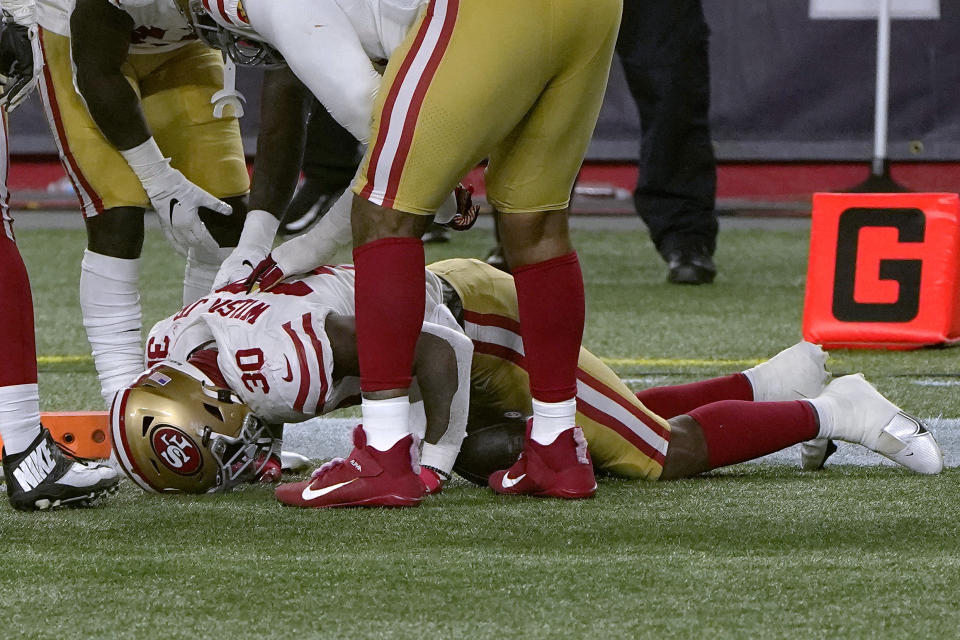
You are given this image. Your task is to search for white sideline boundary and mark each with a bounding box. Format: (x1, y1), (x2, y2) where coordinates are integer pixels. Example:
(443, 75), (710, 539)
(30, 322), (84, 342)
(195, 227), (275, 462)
(283, 418), (960, 470)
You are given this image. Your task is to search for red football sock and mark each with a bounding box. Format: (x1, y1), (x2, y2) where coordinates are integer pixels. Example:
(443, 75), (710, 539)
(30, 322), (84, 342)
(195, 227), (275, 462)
(0, 236), (37, 387)
(353, 237), (425, 392)
(688, 399), (818, 469)
(636, 373), (754, 419)
(513, 252), (584, 403)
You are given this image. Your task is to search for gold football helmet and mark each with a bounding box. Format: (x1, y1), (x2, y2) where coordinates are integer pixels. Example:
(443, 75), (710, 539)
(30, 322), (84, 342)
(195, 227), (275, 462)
(110, 361), (274, 493)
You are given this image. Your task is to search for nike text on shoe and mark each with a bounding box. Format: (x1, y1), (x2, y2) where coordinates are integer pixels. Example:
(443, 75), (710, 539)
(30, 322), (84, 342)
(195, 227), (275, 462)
(489, 421), (597, 499)
(743, 341), (830, 402)
(812, 374), (943, 475)
(799, 438), (838, 471)
(3, 427), (120, 511)
(274, 425), (427, 508)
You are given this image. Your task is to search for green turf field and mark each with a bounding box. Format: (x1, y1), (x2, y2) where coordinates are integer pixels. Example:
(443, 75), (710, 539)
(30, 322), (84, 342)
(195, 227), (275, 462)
(3, 224), (959, 639)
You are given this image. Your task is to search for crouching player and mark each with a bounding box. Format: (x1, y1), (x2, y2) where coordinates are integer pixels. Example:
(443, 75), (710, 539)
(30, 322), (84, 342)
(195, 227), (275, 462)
(108, 258), (943, 503)
(36, 0), (250, 407)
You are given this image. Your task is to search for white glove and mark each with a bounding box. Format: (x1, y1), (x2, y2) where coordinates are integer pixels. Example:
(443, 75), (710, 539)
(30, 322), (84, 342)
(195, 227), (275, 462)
(213, 209), (280, 290)
(269, 188), (353, 276)
(0, 0), (42, 112)
(120, 138), (232, 255)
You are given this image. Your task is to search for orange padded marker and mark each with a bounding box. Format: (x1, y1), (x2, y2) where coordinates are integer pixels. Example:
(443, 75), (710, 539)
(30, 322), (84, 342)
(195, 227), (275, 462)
(0, 411), (113, 459)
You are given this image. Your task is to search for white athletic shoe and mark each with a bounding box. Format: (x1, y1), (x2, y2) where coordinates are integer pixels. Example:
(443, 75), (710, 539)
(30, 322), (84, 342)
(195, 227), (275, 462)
(743, 341), (830, 402)
(3, 427), (120, 511)
(811, 374), (943, 474)
(799, 438), (838, 471)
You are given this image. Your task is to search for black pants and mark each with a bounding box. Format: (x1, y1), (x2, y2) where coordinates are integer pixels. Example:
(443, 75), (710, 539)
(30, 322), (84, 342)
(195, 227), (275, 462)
(283, 103), (363, 222)
(616, 0), (718, 258)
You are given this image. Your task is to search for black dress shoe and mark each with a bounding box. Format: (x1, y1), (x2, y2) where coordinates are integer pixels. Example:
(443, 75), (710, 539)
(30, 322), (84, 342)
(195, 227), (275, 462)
(665, 246), (717, 285)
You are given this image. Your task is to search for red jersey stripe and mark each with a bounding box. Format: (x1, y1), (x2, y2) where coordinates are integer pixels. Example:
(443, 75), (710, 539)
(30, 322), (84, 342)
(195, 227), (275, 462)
(38, 30), (103, 217)
(576, 368), (671, 441)
(577, 398), (667, 465)
(463, 309), (522, 335)
(381, 0), (459, 206)
(282, 321), (310, 413)
(473, 340), (525, 367)
(301, 313), (328, 415)
(359, 0), (436, 201)
(215, 0), (232, 26)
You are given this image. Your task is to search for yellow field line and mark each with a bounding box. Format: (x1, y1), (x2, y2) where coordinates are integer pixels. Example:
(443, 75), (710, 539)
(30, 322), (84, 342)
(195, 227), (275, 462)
(37, 353), (762, 368)
(37, 355), (93, 365)
(601, 357), (761, 368)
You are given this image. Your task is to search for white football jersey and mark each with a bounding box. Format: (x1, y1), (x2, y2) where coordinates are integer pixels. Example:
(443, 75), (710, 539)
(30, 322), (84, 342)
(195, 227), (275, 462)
(331, 0), (425, 63)
(239, 0), (424, 142)
(39, 0), (195, 53)
(146, 266), (449, 424)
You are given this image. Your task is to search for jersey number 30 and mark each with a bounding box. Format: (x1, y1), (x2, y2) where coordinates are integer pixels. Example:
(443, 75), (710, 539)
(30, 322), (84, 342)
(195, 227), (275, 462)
(235, 348), (270, 393)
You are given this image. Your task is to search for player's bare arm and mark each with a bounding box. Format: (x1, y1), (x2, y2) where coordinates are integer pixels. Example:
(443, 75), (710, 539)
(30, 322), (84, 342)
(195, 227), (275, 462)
(213, 66), (311, 288)
(249, 67), (311, 217)
(70, 0), (145, 150)
(72, 0), (234, 256)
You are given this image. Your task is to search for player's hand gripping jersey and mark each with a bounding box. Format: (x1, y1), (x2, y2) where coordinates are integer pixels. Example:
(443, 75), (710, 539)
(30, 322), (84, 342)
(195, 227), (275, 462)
(146, 266), (450, 424)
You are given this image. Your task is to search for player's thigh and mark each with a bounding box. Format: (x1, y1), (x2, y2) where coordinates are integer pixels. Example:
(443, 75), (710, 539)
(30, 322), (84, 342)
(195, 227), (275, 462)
(575, 348), (670, 481)
(485, 0), (621, 213)
(140, 43), (250, 200)
(37, 29), (149, 215)
(354, 0), (553, 215)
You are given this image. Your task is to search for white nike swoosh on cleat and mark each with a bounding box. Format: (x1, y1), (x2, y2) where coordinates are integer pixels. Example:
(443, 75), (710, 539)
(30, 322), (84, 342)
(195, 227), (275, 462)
(302, 479), (356, 501)
(500, 473), (526, 489)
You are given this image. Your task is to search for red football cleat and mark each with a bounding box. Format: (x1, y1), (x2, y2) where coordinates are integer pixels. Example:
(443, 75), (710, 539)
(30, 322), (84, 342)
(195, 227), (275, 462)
(275, 425), (426, 508)
(489, 420), (597, 499)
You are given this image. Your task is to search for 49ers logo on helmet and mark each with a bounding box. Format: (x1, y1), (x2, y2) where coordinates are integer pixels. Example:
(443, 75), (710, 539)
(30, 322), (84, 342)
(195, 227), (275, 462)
(152, 426), (203, 475)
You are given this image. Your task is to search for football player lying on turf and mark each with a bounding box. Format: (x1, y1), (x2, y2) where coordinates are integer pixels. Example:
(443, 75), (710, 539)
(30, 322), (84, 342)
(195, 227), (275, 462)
(109, 258), (943, 502)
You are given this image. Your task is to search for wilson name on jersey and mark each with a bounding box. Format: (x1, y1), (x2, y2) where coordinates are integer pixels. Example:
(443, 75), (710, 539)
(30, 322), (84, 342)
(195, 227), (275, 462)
(146, 266), (360, 423)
